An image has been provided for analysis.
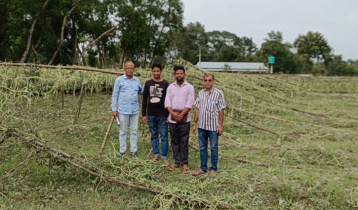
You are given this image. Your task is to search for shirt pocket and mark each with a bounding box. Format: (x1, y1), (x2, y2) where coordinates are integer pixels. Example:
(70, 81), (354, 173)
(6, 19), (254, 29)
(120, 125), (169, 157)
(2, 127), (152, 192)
(206, 100), (218, 113)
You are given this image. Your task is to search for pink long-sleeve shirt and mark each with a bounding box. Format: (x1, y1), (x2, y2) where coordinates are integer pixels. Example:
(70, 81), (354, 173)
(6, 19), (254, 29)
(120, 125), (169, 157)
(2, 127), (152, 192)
(164, 81), (195, 124)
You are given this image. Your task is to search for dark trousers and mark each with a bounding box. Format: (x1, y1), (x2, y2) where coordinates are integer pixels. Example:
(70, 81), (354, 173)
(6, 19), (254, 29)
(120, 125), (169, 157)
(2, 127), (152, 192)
(169, 122), (190, 165)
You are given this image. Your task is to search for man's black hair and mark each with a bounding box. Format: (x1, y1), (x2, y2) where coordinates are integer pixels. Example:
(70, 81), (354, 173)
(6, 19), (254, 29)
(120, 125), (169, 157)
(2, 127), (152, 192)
(173, 65), (185, 73)
(151, 63), (162, 71)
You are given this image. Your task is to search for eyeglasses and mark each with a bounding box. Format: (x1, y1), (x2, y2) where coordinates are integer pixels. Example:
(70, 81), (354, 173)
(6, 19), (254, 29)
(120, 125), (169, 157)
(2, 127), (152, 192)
(204, 79), (213, 82)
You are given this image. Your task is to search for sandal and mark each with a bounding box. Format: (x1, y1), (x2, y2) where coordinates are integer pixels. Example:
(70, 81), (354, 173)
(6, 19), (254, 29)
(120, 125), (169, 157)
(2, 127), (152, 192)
(192, 170), (206, 176)
(182, 165), (191, 174)
(169, 163), (179, 171)
(163, 159), (170, 166)
(209, 170), (217, 177)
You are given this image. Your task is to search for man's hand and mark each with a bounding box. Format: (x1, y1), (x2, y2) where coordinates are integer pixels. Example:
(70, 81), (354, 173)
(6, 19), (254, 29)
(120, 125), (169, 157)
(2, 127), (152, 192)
(176, 112), (184, 122)
(172, 112), (180, 122)
(112, 111), (118, 118)
(217, 125), (223, 136)
(192, 124), (197, 135)
(142, 116), (148, 124)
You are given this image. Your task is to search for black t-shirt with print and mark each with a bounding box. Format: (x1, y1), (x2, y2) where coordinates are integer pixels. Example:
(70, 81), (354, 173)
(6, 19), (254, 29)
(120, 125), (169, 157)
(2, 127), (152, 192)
(142, 79), (169, 117)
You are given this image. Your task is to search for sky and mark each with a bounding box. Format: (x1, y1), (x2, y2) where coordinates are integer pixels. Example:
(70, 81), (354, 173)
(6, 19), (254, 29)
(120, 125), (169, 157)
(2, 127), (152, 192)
(181, 0), (358, 60)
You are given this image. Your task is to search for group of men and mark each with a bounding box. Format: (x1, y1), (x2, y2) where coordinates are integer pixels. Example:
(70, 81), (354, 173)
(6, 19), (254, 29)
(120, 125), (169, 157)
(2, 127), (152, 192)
(111, 61), (225, 177)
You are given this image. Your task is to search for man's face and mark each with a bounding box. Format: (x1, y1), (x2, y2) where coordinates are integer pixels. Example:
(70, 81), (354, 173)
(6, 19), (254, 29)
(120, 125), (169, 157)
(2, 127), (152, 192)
(124, 62), (135, 76)
(152, 67), (162, 79)
(203, 75), (214, 89)
(174, 69), (185, 82)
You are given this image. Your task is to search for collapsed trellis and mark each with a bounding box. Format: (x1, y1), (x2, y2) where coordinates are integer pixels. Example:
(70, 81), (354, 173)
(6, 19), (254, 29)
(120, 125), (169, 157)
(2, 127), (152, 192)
(0, 61), (329, 140)
(1, 127), (236, 209)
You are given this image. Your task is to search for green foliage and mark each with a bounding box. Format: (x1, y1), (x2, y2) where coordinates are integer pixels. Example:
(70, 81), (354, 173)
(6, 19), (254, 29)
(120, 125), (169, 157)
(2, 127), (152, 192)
(326, 55), (358, 76)
(294, 31), (332, 64)
(222, 63), (231, 72)
(256, 31), (304, 74)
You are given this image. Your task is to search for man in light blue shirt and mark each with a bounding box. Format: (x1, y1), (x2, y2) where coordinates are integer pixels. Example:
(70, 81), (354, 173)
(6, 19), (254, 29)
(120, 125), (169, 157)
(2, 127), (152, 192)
(111, 61), (143, 158)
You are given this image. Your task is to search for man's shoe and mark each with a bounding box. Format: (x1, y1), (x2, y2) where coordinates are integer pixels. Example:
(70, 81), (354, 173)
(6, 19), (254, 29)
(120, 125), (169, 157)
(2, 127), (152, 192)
(119, 153), (125, 158)
(209, 170), (217, 177)
(169, 163), (179, 171)
(132, 152), (139, 158)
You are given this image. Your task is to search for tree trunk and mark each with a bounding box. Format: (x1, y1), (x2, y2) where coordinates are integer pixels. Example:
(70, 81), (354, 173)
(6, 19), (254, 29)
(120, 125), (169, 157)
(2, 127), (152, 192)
(150, 17), (169, 65)
(97, 44), (103, 68)
(48, 1), (80, 65)
(31, 45), (39, 63)
(20, 0), (50, 63)
(76, 44), (86, 66)
(32, 17), (46, 62)
(102, 45), (106, 68)
(79, 23), (120, 66)
(72, 19), (78, 65)
(118, 50), (125, 68)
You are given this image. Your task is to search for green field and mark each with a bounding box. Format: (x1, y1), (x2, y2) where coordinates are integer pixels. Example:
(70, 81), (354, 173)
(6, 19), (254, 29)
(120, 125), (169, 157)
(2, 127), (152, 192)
(1, 62), (358, 209)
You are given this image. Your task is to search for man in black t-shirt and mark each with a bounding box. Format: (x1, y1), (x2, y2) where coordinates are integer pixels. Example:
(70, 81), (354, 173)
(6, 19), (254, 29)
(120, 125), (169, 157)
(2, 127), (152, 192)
(142, 63), (170, 165)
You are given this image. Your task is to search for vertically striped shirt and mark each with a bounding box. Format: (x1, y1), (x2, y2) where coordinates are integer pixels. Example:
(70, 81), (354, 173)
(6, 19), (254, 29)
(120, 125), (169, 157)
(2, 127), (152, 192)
(194, 87), (226, 131)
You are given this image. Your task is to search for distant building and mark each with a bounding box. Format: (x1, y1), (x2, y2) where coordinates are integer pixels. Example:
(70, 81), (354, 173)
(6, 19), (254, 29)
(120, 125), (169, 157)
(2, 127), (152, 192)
(197, 62), (270, 73)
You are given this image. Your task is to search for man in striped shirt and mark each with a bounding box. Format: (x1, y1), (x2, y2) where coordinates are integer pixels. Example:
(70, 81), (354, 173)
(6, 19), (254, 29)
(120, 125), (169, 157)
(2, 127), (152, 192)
(192, 74), (226, 177)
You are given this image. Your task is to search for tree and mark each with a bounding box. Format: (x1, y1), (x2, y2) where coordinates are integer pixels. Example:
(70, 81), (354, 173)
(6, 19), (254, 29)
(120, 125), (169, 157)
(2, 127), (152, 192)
(20, 0), (50, 63)
(170, 22), (208, 64)
(326, 55), (357, 76)
(294, 31), (332, 74)
(236, 37), (257, 61)
(256, 31), (303, 74)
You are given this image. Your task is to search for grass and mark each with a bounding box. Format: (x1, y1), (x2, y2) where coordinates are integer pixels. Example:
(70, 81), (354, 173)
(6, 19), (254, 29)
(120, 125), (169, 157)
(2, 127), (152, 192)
(1, 63), (358, 209)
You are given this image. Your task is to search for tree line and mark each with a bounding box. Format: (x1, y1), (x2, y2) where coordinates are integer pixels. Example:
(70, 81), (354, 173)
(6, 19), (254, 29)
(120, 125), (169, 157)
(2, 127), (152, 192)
(1, 0), (357, 75)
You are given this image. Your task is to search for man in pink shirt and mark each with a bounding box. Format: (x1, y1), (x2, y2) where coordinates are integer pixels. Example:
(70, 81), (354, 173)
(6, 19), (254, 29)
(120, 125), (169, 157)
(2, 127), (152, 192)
(164, 65), (195, 174)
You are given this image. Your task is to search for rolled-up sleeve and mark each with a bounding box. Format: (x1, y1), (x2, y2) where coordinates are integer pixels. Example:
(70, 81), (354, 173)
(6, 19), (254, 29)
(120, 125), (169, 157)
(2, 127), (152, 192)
(138, 79), (144, 95)
(218, 91), (226, 110)
(164, 85), (172, 108)
(185, 85), (195, 108)
(111, 78), (120, 111)
(194, 93), (200, 108)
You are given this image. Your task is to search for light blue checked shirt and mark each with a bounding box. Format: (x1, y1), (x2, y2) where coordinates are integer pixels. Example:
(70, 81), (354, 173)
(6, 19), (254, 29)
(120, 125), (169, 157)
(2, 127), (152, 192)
(111, 75), (143, 114)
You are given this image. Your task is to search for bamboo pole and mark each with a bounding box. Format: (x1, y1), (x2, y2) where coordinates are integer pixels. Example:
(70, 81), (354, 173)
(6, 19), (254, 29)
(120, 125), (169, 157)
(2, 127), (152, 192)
(0, 62), (141, 76)
(100, 116), (115, 155)
(74, 84), (85, 124)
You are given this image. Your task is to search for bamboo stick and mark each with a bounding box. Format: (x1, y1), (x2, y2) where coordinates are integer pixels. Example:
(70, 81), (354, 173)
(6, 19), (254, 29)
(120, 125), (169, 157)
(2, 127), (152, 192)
(0, 62), (140, 76)
(100, 116), (115, 155)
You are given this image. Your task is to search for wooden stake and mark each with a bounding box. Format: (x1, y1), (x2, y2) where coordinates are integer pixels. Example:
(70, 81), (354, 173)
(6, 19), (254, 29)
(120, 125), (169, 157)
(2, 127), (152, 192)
(74, 84), (85, 124)
(100, 116), (115, 155)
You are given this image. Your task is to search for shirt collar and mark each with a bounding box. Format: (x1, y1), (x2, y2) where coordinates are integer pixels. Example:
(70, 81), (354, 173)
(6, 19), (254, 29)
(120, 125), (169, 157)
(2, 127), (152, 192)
(203, 87), (216, 94)
(174, 81), (188, 87)
(122, 75), (136, 80)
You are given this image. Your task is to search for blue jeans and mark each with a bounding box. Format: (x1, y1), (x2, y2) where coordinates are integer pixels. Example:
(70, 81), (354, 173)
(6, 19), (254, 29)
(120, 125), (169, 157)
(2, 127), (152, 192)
(118, 113), (139, 153)
(198, 128), (219, 172)
(148, 115), (168, 159)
